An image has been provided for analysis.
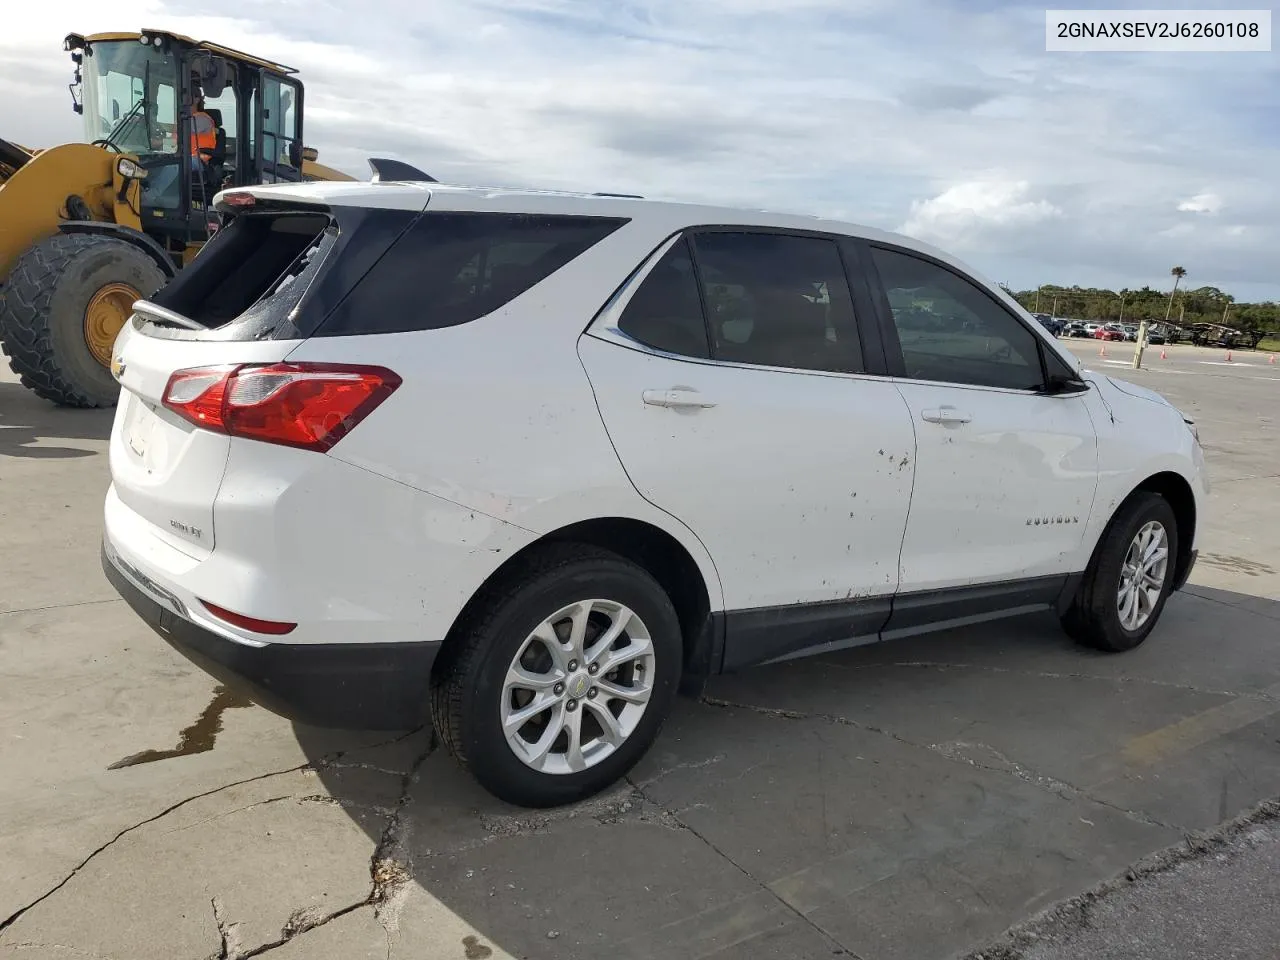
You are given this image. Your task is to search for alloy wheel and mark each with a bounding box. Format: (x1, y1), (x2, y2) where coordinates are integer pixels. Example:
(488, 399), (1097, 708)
(1117, 520), (1170, 631)
(500, 599), (655, 775)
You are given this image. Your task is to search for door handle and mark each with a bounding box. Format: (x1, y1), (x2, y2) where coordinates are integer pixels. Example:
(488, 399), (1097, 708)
(642, 389), (717, 409)
(921, 406), (972, 424)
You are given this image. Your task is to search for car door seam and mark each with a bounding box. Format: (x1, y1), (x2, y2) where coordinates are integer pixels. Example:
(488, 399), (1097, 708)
(573, 337), (728, 609)
(888, 383), (920, 629)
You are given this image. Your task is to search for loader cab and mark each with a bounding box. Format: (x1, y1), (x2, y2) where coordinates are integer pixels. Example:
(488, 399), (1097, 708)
(67, 31), (309, 257)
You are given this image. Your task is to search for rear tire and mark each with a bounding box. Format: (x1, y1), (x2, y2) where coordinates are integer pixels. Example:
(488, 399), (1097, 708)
(0, 234), (168, 408)
(430, 544), (682, 807)
(1062, 492), (1179, 652)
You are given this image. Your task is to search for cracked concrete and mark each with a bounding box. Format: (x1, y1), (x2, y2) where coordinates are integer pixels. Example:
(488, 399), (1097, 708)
(963, 799), (1280, 960)
(6, 332), (1280, 959)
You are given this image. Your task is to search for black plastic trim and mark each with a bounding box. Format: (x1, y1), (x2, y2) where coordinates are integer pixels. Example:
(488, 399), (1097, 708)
(1174, 549), (1197, 591)
(57, 220), (178, 277)
(853, 237), (908, 378)
(884, 575), (1067, 635)
(720, 596), (893, 671)
(718, 574), (1077, 672)
(680, 611), (726, 698)
(837, 238), (891, 377)
(1056, 572), (1085, 614)
(103, 543), (436, 730)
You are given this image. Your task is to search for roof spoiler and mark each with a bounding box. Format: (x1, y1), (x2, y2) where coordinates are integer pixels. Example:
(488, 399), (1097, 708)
(368, 158), (437, 183)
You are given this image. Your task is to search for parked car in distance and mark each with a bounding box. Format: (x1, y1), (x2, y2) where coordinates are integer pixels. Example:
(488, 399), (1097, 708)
(1034, 314), (1063, 336)
(1064, 321), (1089, 338)
(1146, 329), (1167, 345)
(100, 177), (1208, 807)
(1084, 322), (1102, 336)
(1122, 324), (1139, 342)
(1095, 324), (1126, 341)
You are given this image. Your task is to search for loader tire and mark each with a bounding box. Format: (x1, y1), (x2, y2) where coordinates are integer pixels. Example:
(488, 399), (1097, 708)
(0, 234), (168, 408)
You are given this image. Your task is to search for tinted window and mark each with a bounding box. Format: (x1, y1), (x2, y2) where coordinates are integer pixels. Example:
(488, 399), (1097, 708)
(871, 247), (1044, 390)
(617, 238), (709, 359)
(316, 213), (627, 336)
(691, 232), (863, 374)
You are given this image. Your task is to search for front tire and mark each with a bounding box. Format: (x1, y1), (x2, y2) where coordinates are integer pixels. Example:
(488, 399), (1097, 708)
(0, 234), (168, 408)
(1062, 492), (1179, 652)
(430, 545), (682, 807)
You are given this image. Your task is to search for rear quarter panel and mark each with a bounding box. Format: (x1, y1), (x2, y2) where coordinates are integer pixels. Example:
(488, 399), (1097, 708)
(282, 220), (726, 612)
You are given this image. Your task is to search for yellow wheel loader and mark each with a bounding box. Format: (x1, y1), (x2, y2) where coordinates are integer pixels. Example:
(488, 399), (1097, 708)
(0, 29), (355, 408)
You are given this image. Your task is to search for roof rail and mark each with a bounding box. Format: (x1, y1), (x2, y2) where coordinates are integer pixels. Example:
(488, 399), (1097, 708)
(592, 192), (644, 199)
(368, 158), (438, 183)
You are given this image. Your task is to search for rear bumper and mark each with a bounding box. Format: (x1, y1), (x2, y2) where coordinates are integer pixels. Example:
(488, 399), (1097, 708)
(102, 541), (437, 730)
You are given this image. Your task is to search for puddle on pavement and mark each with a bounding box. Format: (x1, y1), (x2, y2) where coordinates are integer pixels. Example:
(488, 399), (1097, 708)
(108, 684), (253, 769)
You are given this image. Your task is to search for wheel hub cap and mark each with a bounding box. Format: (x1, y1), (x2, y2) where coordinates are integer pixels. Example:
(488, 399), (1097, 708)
(84, 281), (141, 368)
(500, 598), (656, 775)
(1117, 520), (1170, 632)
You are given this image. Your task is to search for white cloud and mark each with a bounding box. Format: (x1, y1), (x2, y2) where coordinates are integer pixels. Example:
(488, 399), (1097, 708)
(902, 179), (1061, 244)
(1177, 192), (1223, 214)
(1, 0), (1277, 298)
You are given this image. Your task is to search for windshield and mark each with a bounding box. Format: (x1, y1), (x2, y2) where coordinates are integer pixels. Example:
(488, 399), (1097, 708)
(81, 41), (179, 154)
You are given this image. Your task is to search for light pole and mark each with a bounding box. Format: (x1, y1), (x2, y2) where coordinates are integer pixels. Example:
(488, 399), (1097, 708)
(1135, 266), (1186, 369)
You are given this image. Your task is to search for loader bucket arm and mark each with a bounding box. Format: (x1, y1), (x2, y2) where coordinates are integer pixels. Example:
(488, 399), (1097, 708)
(0, 137), (35, 184)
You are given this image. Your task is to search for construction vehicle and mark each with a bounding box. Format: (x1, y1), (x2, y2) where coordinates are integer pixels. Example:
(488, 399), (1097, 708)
(0, 29), (356, 408)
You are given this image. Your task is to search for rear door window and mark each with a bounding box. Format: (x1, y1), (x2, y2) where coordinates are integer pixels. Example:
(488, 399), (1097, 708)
(316, 213), (628, 336)
(690, 231), (865, 375)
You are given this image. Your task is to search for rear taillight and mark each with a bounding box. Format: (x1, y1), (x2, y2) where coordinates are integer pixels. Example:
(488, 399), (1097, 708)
(162, 362), (401, 452)
(200, 600), (296, 635)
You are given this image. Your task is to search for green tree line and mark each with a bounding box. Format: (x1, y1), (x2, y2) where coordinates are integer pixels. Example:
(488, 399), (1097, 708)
(1005, 284), (1280, 336)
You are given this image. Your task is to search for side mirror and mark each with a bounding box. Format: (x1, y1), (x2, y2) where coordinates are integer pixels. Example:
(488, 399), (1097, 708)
(301, 146), (318, 162)
(1042, 374), (1090, 396)
(288, 141), (304, 167)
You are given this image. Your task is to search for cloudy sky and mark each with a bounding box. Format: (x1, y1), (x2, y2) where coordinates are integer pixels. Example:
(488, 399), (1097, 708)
(3, 1), (1276, 300)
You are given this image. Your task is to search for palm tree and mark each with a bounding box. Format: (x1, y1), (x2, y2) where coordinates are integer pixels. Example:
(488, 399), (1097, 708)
(1164, 266), (1187, 324)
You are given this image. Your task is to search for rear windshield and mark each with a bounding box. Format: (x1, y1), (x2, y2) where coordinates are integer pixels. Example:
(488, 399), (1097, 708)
(152, 212), (334, 328)
(147, 208), (626, 341)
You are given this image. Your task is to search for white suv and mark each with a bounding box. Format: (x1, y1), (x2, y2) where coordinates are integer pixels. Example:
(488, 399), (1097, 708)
(102, 173), (1207, 807)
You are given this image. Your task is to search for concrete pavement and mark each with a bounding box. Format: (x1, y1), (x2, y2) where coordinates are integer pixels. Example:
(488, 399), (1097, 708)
(2, 342), (1278, 960)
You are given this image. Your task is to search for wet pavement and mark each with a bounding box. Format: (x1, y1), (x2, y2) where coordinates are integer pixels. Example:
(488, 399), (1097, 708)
(2, 341), (1278, 959)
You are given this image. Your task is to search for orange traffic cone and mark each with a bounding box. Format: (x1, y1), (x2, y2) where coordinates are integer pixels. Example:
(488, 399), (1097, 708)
(1226, 350), (1233, 362)
(1270, 355), (1276, 365)
(1160, 349), (1167, 360)
(1099, 344), (1107, 357)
